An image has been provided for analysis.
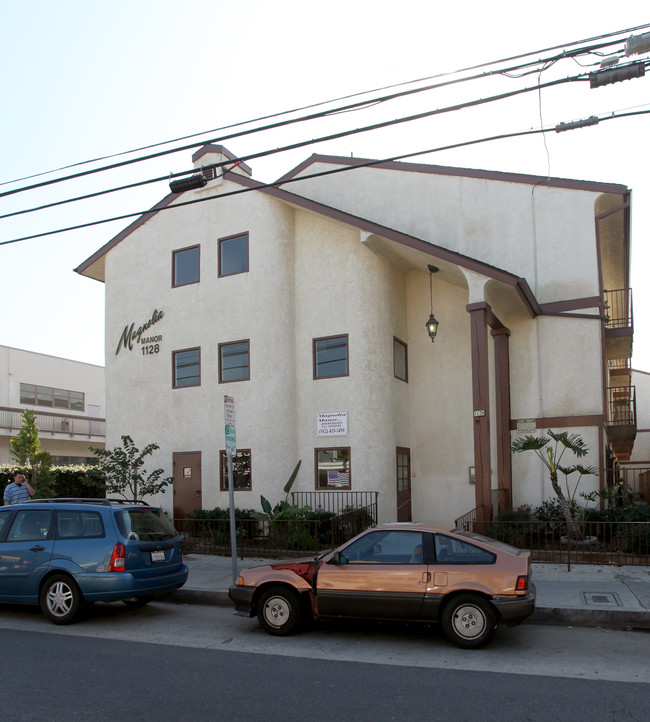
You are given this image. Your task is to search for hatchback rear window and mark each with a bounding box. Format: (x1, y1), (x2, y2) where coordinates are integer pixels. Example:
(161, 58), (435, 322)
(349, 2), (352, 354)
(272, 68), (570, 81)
(115, 508), (178, 541)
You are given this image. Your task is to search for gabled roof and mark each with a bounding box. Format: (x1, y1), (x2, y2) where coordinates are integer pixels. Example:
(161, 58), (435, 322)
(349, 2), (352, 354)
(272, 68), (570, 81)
(277, 153), (629, 195)
(74, 162), (541, 316)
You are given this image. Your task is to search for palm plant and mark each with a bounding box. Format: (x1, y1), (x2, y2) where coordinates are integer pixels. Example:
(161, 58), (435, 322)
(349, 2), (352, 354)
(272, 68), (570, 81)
(511, 430), (594, 539)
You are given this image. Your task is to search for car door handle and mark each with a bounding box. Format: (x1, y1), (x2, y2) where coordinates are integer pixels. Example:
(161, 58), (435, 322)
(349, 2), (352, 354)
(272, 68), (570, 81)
(421, 572), (431, 583)
(30, 545), (45, 552)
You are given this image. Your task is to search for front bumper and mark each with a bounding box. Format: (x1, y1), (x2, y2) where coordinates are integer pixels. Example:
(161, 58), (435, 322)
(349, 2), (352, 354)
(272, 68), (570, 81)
(491, 582), (536, 626)
(229, 584), (256, 617)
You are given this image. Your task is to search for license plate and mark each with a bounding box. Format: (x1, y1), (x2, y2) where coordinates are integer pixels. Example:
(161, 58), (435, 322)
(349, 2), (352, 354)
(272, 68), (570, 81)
(151, 550), (166, 563)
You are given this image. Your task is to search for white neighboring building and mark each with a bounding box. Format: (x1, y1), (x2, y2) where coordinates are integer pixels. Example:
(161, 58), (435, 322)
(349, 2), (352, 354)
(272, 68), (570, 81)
(0, 345), (105, 465)
(75, 146), (635, 526)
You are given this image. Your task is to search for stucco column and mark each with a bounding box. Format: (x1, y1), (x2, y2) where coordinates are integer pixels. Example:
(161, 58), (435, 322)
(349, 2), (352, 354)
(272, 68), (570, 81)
(491, 327), (512, 512)
(466, 302), (492, 525)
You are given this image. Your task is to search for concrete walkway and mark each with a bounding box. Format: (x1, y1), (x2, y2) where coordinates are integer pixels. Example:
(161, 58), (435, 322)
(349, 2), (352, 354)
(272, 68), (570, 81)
(172, 554), (650, 629)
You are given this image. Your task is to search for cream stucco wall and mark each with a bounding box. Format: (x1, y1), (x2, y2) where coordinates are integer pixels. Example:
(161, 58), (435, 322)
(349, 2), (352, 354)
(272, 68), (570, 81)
(94, 151), (621, 526)
(286, 163), (602, 303)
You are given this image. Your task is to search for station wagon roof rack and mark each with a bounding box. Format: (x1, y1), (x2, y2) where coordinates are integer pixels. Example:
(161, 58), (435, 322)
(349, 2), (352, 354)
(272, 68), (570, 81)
(23, 498), (150, 506)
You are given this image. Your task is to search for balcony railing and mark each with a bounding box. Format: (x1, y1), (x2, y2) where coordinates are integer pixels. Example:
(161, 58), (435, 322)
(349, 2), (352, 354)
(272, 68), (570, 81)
(291, 490), (379, 516)
(606, 386), (636, 427)
(0, 406), (106, 438)
(603, 288), (633, 330)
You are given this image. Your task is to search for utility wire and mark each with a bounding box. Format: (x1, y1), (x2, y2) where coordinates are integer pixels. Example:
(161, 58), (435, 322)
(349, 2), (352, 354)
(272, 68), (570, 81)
(0, 70), (591, 220)
(2, 109), (647, 248)
(2, 25), (647, 198)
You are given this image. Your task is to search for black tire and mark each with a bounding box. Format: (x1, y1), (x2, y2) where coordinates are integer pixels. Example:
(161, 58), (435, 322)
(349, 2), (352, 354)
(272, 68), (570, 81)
(441, 594), (497, 649)
(257, 586), (301, 636)
(123, 596), (154, 608)
(40, 574), (82, 625)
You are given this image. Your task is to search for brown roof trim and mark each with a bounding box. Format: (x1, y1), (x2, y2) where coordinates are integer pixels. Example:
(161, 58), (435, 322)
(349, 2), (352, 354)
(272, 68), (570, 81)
(539, 296), (601, 314)
(509, 415), (604, 430)
(277, 153), (629, 195)
(191, 144), (253, 176)
(74, 193), (178, 275)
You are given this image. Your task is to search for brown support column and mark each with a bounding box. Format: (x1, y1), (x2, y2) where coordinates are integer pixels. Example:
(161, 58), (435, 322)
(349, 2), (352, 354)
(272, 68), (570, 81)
(466, 302), (492, 526)
(492, 327), (512, 512)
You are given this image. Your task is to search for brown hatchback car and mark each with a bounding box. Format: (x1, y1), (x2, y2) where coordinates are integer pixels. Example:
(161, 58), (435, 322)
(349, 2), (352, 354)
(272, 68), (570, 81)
(229, 523), (536, 649)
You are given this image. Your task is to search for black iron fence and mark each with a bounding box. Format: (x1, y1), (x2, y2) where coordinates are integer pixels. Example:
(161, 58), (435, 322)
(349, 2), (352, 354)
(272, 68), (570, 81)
(176, 502), (377, 559)
(456, 519), (650, 567)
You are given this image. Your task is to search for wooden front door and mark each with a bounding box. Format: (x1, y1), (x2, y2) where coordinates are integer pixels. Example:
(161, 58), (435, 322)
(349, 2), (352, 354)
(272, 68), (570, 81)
(172, 451), (202, 522)
(396, 447), (412, 522)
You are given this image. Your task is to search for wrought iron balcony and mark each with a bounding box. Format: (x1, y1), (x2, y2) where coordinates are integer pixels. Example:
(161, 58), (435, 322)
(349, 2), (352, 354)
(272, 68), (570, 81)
(605, 386), (636, 462)
(604, 288), (633, 361)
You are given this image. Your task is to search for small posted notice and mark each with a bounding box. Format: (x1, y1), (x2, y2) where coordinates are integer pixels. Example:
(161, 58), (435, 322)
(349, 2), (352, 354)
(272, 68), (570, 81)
(316, 411), (348, 437)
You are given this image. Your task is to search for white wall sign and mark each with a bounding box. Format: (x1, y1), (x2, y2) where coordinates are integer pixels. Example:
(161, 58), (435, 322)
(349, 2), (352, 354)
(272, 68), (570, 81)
(317, 411), (348, 437)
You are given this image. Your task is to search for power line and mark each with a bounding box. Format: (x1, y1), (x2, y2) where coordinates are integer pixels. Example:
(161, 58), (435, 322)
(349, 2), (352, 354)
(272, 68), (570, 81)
(2, 24), (648, 198)
(1, 70), (592, 221)
(2, 109), (647, 248)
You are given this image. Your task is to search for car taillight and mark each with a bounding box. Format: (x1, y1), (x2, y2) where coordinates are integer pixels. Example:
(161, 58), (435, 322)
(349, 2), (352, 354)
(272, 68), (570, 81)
(109, 542), (126, 572)
(515, 575), (528, 592)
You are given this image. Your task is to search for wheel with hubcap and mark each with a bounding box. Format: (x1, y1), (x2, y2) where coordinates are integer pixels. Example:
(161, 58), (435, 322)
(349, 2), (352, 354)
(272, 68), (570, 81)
(257, 586), (301, 636)
(40, 574), (82, 625)
(441, 594), (497, 649)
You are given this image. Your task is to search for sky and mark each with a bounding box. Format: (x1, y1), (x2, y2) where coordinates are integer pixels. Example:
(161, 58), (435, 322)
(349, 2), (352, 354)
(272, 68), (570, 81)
(1, 1), (649, 369)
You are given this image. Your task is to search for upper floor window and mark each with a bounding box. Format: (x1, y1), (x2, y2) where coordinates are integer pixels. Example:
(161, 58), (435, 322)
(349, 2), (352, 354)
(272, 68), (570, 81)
(20, 383), (84, 412)
(173, 347), (201, 388)
(173, 245), (200, 287)
(219, 233), (249, 277)
(313, 335), (349, 379)
(393, 337), (408, 382)
(219, 340), (250, 383)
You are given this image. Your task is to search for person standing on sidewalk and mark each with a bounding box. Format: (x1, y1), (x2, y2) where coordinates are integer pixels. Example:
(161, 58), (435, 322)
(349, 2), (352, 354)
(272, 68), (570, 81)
(4, 470), (35, 505)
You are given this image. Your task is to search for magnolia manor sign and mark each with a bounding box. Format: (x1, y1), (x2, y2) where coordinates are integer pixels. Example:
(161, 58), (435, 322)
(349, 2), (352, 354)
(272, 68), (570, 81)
(115, 309), (164, 356)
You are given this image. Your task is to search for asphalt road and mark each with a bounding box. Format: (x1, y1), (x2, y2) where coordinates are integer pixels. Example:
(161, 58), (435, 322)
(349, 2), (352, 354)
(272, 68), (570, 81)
(0, 601), (648, 721)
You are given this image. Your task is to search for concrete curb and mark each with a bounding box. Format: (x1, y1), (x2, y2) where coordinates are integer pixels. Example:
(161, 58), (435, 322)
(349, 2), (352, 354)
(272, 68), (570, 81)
(529, 607), (650, 629)
(169, 588), (650, 630)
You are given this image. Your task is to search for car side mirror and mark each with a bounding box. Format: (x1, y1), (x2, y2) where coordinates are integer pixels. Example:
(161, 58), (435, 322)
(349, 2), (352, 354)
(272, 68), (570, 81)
(328, 551), (348, 565)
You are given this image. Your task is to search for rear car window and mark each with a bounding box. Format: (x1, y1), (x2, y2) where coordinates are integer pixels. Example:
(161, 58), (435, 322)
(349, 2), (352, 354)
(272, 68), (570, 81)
(115, 508), (177, 541)
(57, 511), (105, 539)
(435, 533), (496, 564)
(452, 529), (522, 555)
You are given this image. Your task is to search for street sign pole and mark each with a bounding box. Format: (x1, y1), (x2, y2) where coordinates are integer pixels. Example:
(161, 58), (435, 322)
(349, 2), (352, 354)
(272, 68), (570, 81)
(224, 395), (238, 584)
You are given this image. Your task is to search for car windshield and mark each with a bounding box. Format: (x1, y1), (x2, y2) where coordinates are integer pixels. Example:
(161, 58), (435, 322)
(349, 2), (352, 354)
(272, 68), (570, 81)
(452, 529), (522, 555)
(115, 508), (178, 541)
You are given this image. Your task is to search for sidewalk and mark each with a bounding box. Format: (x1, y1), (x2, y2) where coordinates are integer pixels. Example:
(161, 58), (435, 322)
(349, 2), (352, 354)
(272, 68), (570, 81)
(172, 554), (650, 629)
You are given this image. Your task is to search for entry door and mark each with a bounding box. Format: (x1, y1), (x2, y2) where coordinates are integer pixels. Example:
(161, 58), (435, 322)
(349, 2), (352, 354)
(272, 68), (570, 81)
(172, 451), (202, 522)
(396, 447), (411, 522)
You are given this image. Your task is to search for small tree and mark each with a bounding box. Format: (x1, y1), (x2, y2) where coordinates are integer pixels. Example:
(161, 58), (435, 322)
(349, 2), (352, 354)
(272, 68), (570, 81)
(511, 430), (595, 539)
(10, 409), (54, 496)
(90, 435), (172, 502)
(10, 409), (40, 469)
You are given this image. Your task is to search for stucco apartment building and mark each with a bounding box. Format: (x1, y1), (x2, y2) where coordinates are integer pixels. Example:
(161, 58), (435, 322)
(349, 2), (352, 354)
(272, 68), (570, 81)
(75, 145), (636, 526)
(0, 345), (105, 465)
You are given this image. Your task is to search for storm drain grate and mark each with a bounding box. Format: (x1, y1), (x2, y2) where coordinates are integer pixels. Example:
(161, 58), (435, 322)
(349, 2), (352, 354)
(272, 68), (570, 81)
(581, 592), (622, 606)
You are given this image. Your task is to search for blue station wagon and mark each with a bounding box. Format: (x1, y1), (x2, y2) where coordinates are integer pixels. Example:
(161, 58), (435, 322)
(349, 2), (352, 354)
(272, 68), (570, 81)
(0, 498), (188, 624)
